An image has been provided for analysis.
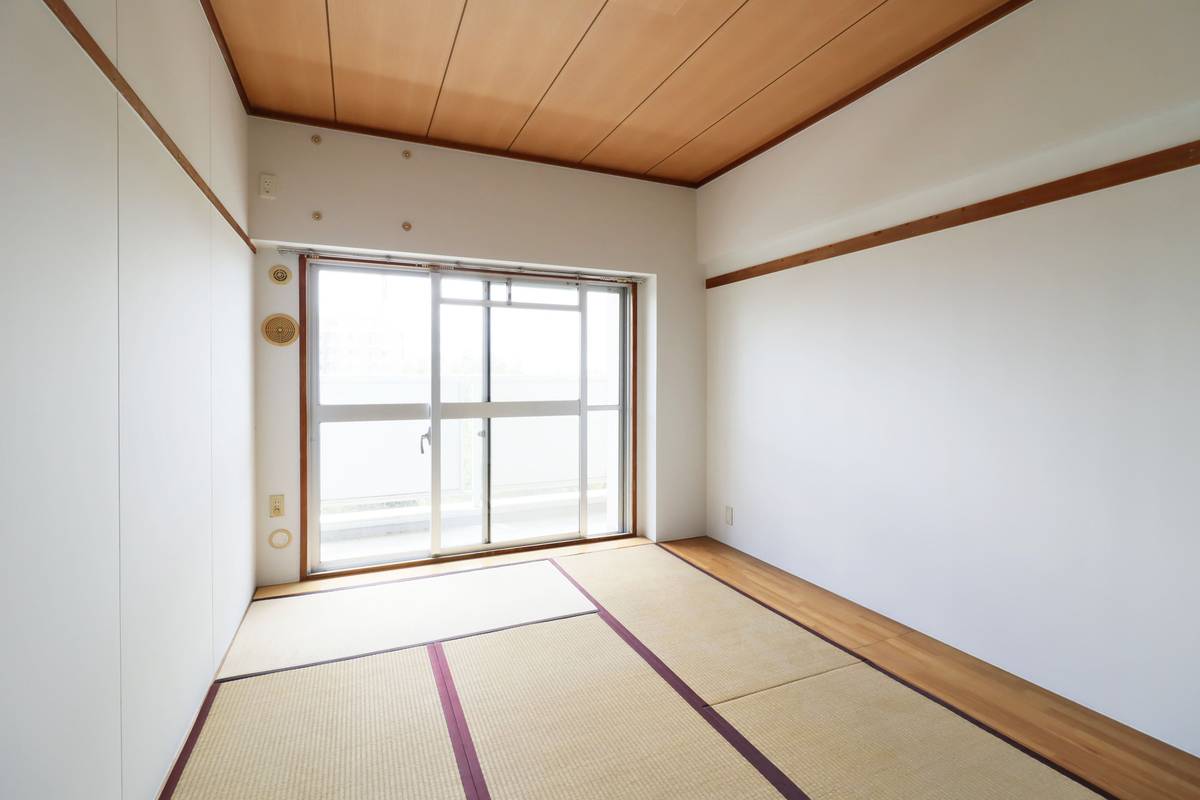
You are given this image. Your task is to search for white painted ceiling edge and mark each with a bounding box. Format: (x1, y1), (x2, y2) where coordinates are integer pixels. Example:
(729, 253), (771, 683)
(696, 0), (1200, 277)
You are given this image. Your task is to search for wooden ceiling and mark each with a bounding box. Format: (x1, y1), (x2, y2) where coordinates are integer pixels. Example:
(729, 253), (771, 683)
(207, 0), (1021, 187)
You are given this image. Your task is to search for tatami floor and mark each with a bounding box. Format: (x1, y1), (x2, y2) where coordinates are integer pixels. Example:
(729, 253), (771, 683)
(156, 537), (1200, 799)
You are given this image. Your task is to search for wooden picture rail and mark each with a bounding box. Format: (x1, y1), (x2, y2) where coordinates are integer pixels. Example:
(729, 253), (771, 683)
(706, 139), (1200, 289)
(41, 0), (255, 253)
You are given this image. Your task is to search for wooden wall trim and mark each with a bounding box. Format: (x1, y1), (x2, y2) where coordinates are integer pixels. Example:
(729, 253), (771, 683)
(40, 0), (256, 254)
(706, 138), (1200, 290)
(697, 0), (1036, 187)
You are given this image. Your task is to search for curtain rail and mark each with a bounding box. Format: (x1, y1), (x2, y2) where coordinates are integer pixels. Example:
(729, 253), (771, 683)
(276, 247), (643, 285)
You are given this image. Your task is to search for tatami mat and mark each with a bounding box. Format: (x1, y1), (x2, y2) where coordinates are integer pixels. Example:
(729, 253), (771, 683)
(219, 560), (594, 679)
(556, 545), (857, 703)
(171, 647), (464, 800)
(442, 614), (781, 800)
(715, 662), (1102, 799)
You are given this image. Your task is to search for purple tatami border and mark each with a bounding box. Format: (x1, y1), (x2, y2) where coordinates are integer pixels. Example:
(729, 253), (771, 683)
(549, 558), (810, 800)
(654, 543), (1118, 800)
(429, 642), (493, 800)
(216, 609), (597, 683)
(157, 682), (219, 800)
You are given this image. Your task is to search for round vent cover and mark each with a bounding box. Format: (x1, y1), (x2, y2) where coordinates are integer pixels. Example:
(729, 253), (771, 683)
(262, 314), (299, 346)
(268, 529), (293, 549)
(269, 264), (293, 285)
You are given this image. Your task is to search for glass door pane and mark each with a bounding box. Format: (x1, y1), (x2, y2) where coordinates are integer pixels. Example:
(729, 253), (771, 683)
(490, 416), (579, 543)
(491, 306), (579, 401)
(440, 304), (484, 402)
(440, 418), (486, 549)
(311, 264), (627, 571)
(317, 270), (429, 405)
(587, 409), (621, 535)
(318, 419), (431, 566)
(587, 291), (621, 406)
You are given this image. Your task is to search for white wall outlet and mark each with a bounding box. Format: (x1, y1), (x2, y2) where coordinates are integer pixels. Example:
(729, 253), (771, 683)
(258, 172), (278, 199)
(724, 505), (734, 525)
(269, 494), (284, 517)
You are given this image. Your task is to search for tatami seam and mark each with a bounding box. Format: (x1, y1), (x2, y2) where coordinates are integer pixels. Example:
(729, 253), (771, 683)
(709, 661), (864, 709)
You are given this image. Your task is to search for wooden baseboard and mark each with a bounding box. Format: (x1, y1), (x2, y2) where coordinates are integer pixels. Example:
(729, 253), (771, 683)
(40, 0), (255, 253)
(706, 139), (1200, 289)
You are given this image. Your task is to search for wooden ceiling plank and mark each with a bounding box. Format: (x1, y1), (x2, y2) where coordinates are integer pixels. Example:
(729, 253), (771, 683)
(581, 0), (881, 174)
(509, 0), (747, 164)
(209, 0), (334, 119)
(650, 0), (1011, 182)
(426, 0), (607, 152)
(327, 0), (466, 135)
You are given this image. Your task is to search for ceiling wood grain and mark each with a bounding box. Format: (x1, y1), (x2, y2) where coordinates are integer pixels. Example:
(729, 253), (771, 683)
(208, 0), (1016, 185)
(581, 0), (882, 174)
(427, 0), (607, 150)
(649, 0), (1007, 182)
(510, 0), (747, 163)
(327, 0), (465, 134)
(209, 0), (334, 119)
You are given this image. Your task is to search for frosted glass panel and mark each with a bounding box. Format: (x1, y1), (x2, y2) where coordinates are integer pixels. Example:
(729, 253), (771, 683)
(441, 418), (486, 549)
(587, 410), (621, 535)
(319, 420), (430, 564)
(490, 416), (579, 542)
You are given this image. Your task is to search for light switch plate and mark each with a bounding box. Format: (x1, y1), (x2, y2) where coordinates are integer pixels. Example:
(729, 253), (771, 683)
(269, 494), (285, 517)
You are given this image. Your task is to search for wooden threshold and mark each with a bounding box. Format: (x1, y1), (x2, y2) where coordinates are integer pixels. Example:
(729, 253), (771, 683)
(661, 536), (1200, 800)
(256, 534), (648, 600)
(706, 138), (1200, 289)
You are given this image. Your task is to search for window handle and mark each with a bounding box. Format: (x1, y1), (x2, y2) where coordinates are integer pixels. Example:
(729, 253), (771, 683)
(420, 427), (431, 454)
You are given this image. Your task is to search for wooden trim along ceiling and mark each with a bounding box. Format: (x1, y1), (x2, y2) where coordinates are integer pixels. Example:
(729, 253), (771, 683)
(40, 0), (256, 253)
(202, 0), (1028, 189)
(706, 139), (1200, 289)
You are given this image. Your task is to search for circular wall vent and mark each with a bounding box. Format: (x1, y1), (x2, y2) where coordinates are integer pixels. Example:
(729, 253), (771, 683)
(261, 314), (299, 346)
(269, 264), (293, 285)
(268, 529), (293, 549)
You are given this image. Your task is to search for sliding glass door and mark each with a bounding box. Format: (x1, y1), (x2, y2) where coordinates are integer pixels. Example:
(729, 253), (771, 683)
(308, 261), (629, 573)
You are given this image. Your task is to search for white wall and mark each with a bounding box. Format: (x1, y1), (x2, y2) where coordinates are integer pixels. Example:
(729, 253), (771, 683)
(0, 1), (255, 797)
(249, 118), (705, 585)
(701, 0), (1200, 756)
(1, 3), (121, 797)
(698, 0), (1200, 276)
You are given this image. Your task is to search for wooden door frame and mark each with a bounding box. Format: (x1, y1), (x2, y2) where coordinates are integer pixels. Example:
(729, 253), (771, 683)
(297, 257), (639, 581)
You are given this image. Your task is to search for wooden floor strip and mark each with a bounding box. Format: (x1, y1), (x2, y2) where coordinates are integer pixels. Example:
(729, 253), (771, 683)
(660, 536), (1200, 800)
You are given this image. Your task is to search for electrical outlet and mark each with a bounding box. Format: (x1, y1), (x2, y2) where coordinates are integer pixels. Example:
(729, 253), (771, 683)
(258, 172), (278, 199)
(269, 494), (285, 517)
(724, 505), (733, 526)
